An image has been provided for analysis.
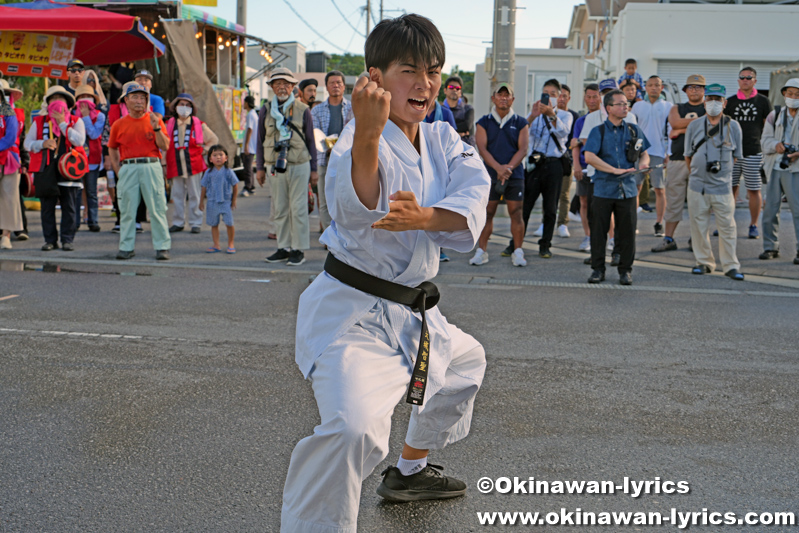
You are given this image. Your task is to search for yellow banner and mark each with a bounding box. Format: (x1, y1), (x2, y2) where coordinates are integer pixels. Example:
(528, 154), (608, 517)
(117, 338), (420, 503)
(183, 0), (218, 6)
(0, 31), (75, 78)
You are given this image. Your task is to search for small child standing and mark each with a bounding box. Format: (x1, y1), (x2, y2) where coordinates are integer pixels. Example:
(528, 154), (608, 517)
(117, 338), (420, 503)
(199, 145), (238, 253)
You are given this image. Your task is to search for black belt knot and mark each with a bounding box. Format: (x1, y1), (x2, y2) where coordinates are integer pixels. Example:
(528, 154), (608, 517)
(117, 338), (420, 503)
(324, 253), (438, 406)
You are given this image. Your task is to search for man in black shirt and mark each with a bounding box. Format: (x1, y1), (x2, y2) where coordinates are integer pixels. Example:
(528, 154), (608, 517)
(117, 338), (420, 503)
(724, 66), (773, 239)
(653, 74), (706, 252)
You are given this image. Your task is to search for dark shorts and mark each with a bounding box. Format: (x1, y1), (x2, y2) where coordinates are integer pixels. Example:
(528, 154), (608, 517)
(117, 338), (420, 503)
(489, 178), (524, 202)
(576, 176), (592, 197)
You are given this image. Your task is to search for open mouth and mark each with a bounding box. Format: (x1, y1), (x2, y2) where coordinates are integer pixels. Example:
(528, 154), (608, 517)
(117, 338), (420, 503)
(408, 97), (428, 111)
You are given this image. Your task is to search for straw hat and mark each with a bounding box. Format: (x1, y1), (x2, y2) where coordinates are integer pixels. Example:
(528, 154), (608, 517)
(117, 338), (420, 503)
(0, 79), (23, 99)
(75, 84), (99, 102)
(44, 85), (76, 108)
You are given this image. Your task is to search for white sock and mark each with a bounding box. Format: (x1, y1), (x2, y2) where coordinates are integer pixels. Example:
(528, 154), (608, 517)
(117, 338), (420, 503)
(397, 456), (427, 476)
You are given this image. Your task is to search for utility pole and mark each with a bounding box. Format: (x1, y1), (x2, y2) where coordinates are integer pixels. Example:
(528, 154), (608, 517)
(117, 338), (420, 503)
(366, 0), (371, 36)
(380, 0), (383, 21)
(237, 0), (247, 88)
(490, 0), (516, 93)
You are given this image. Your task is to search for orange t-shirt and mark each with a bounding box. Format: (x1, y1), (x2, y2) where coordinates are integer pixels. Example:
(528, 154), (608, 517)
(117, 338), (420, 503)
(108, 113), (166, 161)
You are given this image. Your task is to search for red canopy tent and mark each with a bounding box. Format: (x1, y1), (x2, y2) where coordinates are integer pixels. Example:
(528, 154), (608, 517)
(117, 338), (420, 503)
(0, 0), (165, 79)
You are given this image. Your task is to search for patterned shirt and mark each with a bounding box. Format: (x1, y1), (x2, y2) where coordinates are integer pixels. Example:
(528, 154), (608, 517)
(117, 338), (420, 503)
(311, 98), (353, 167)
(201, 166), (239, 203)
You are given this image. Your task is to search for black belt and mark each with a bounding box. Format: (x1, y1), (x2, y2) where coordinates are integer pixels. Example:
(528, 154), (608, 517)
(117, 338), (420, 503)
(324, 253), (439, 406)
(122, 157), (160, 165)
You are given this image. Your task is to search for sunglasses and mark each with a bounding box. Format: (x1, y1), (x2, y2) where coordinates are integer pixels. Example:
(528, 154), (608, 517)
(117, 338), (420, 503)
(739, 76), (754, 81)
(447, 85), (462, 91)
(68, 68), (85, 73)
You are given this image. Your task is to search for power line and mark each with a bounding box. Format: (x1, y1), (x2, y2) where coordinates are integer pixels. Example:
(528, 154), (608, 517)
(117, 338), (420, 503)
(330, 0), (365, 37)
(281, 0), (352, 53)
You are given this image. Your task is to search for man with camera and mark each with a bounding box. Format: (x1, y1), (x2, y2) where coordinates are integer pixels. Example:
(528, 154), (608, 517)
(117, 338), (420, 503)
(519, 79), (573, 259)
(759, 78), (799, 265)
(683, 84), (744, 280)
(472, 83), (529, 266)
(584, 89), (650, 285)
(256, 67), (318, 267)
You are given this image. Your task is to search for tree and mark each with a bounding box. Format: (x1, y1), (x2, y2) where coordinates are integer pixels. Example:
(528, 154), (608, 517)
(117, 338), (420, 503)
(328, 54), (366, 77)
(438, 66), (474, 102)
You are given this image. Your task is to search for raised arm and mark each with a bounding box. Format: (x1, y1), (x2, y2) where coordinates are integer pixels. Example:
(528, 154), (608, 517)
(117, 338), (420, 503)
(350, 75), (389, 211)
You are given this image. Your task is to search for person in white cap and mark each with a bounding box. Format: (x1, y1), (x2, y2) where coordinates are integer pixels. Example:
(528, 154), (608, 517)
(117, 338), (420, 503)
(255, 67), (318, 266)
(760, 77), (799, 265)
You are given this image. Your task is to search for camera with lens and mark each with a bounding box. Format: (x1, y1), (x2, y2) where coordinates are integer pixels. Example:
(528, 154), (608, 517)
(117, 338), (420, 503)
(779, 144), (797, 169)
(272, 139), (291, 174)
(527, 152), (544, 173)
(706, 161), (721, 174)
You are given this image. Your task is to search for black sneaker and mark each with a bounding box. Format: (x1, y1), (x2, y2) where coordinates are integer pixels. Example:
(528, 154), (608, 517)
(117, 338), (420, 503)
(653, 222), (664, 237)
(376, 464), (466, 502)
(651, 238), (677, 253)
(610, 253), (620, 267)
(583, 256), (592, 265)
(759, 250), (779, 260)
(265, 249), (291, 263)
(619, 272), (633, 285)
(500, 243), (514, 257)
(588, 270), (605, 284)
(287, 250), (305, 266)
(539, 248), (552, 259)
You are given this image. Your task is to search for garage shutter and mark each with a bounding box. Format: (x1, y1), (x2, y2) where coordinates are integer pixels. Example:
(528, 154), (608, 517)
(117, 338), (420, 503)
(658, 60), (786, 102)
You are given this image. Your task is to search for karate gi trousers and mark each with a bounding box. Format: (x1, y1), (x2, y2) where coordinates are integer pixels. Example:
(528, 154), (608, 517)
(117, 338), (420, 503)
(281, 305), (486, 533)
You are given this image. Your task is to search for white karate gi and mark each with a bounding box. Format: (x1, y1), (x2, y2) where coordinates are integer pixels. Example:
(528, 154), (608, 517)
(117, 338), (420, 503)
(281, 120), (490, 533)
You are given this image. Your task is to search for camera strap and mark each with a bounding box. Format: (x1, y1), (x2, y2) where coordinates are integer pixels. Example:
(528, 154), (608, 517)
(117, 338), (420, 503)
(542, 114), (565, 153)
(692, 117), (726, 154)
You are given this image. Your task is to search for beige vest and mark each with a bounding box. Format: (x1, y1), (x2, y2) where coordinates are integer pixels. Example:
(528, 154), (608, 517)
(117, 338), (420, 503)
(262, 99), (311, 165)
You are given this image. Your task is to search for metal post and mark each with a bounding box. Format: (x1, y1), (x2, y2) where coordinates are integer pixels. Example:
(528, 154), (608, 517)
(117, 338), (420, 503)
(237, 0), (247, 87)
(380, 0), (383, 20)
(366, 0), (371, 36)
(490, 0), (516, 93)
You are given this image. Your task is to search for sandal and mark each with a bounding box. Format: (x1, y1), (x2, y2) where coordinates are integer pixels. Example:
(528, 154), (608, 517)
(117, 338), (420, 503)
(206, 247), (221, 253)
(226, 247), (236, 254)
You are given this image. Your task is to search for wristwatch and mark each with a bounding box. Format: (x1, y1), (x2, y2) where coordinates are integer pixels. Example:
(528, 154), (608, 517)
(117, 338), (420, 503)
(153, 127), (162, 132)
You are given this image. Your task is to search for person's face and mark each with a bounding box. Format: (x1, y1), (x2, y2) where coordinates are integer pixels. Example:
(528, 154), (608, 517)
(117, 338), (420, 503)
(543, 85), (560, 103)
(210, 150), (227, 167)
(738, 70), (756, 92)
(48, 95), (68, 107)
(445, 81), (462, 101)
(326, 76), (345, 98)
(684, 84), (705, 104)
(625, 64), (636, 76)
(270, 79), (294, 102)
(622, 84), (637, 101)
(491, 88), (514, 111)
(135, 76), (153, 90)
(783, 87), (799, 100)
(370, 60), (442, 126)
(77, 95), (94, 107)
(645, 77), (662, 99)
(607, 94), (628, 119)
(557, 89), (570, 110)
(584, 89), (600, 112)
(68, 67), (84, 86)
(126, 92), (148, 113)
(301, 85), (317, 104)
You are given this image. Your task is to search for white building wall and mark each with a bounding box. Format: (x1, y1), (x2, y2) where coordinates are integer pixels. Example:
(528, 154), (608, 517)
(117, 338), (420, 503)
(605, 4), (799, 96)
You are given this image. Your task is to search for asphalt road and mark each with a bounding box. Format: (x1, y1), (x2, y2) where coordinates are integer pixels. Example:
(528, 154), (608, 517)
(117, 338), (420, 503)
(1, 192), (798, 532)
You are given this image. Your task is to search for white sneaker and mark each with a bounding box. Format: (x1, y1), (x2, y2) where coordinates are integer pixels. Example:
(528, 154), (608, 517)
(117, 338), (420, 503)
(469, 248), (489, 265)
(558, 224), (570, 238)
(512, 248), (527, 267)
(533, 223), (544, 237)
(607, 237), (615, 252)
(578, 236), (591, 252)
(0, 235), (11, 249)
(571, 212), (582, 223)
(637, 206), (643, 213)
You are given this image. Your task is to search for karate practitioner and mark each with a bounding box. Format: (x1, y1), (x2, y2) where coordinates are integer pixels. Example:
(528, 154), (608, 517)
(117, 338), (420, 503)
(281, 14), (490, 533)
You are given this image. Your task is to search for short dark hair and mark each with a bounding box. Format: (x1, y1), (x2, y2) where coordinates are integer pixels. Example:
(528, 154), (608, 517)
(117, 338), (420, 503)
(740, 66), (757, 76)
(603, 89), (625, 109)
(647, 75), (661, 82)
(365, 14), (445, 72)
(625, 58), (637, 66)
(207, 144), (229, 167)
(543, 78), (561, 92)
(585, 83), (599, 93)
(444, 75), (463, 88)
(325, 70), (345, 86)
(561, 83), (571, 95)
(244, 95), (255, 108)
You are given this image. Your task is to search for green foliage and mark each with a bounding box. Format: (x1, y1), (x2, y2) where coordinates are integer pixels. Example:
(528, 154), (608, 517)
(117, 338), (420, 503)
(438, 67), (474, 102)
(5, 77), (45, 127)
(328, 54), (366, 77)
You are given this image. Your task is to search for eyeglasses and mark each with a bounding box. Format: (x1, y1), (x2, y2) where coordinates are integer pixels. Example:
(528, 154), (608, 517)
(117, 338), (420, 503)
(68, 68), (84, 73)
(739, 76), (754, 81)
(271, 80), (292, 88)
(606, 102), (627, 107)
(447, 85), (462, 91)
(686, 85), (705, 91)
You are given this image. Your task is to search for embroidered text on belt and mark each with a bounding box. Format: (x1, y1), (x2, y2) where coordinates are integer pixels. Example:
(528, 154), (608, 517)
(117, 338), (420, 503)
(324, 253), (439, 406)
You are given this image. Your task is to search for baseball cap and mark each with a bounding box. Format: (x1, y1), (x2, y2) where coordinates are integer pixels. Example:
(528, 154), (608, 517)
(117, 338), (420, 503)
(493, 83), (514, 96)
(682, 74), (706, 90)
(705, 84), (726, 98)
(268, 67), (299, 85)
(781, 78), (799, 94)
(67, 59), (84, 70)
(598, 78), (617, 93)
(123, 82), (149, 99)
(134, 69), (153, 81)
(298, 78), (318, 91)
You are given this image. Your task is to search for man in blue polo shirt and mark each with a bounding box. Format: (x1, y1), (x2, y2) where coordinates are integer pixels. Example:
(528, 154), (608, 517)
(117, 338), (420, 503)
(584, 89), (650, 285)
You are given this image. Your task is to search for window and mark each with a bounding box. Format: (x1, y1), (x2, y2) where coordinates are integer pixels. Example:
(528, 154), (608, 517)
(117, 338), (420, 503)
(586, 34), (594, 55)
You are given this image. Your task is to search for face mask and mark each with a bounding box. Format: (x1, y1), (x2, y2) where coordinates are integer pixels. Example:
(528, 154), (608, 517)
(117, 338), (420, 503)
(785, 97), (799, 109)
(705, 101), (723, 116)
(48, 100), (68, 117)
(176, 105), (192, 118)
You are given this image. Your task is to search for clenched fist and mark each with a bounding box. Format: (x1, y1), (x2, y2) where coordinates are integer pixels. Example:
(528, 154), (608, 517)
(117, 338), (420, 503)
(351, 75), (391, 137)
